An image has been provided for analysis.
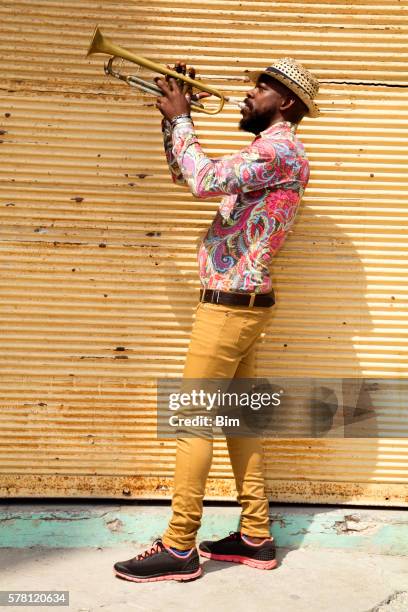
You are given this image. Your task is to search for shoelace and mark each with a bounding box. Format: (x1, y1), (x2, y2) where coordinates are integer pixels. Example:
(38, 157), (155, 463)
(135, 539), (164, 561)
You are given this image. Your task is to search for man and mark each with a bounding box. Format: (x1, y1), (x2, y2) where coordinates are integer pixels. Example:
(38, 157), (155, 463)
(114, 58), (320, 583)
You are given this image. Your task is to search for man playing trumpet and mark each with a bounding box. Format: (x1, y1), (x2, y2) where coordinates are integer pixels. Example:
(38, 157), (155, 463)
(114, 58), (320, 583)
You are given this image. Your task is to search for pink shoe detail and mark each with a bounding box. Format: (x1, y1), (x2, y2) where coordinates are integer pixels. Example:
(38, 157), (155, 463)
(241, 534), (273, 547)
(199, 550), (277, 570)
(114, 566), (202, 582)
(162, 543), (196, 559)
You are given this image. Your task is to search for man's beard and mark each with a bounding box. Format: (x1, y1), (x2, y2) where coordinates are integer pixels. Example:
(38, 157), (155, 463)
(239, 109), (274, 135)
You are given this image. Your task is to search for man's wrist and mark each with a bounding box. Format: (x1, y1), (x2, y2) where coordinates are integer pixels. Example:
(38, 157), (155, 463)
(170, 113), (193, 129)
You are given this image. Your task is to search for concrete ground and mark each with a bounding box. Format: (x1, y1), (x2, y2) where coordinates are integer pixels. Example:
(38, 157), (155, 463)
(0, 545), (407, 612)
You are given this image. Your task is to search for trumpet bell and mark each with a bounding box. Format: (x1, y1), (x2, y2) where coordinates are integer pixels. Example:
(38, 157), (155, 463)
(87, 25), (105, 56)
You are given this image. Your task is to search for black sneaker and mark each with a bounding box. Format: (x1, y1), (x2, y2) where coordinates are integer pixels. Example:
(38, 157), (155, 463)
(113, 539), (202, 583)
(199, 531), (277, 570)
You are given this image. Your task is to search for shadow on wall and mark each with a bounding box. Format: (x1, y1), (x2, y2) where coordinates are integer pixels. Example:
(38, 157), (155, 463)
(257, 208), (375, 434)
(253, 208), (396, 558)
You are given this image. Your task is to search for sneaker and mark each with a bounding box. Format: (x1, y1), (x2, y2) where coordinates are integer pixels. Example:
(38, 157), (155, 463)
(199, 531), (277, 570)
(113, 539), (202, 583)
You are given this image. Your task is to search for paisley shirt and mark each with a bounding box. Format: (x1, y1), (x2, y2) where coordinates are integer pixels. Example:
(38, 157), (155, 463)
(163, 118), (310, 293)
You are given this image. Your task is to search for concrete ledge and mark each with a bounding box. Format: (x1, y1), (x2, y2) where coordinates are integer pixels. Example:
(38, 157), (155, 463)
(1, 502), (407, 555)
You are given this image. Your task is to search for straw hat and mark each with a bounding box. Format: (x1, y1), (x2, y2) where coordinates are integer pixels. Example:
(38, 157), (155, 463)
(246, 57), (320, 118)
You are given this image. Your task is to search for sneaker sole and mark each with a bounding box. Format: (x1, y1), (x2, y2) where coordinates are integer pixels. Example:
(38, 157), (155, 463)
(113, 566), (202, 583)
(199, 550), (277, 570)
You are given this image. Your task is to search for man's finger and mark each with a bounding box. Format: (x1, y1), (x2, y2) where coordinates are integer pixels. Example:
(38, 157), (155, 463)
(183, 67), (196, 97)
(154, 77), (172, 94)
(174, 65), (186, 92)
(165, 64), (173, 83)
(175, 61), (187, 75)
(174, 64), (185, 91)
(166, 77), (178, 92)
(171, 61), (187, 91)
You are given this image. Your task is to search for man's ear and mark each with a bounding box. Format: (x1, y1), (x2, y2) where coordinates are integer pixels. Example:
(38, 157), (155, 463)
(280, 96), (296, 112)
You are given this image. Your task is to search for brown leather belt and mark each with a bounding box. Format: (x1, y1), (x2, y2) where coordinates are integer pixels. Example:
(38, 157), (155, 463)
(199, 288), (275, 308)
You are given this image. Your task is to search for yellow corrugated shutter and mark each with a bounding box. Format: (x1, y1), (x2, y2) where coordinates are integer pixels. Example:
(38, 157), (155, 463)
(0, 0), (407, 505)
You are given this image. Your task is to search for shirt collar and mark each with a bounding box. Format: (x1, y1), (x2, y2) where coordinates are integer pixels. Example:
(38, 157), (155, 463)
(256, 120), (297, 139)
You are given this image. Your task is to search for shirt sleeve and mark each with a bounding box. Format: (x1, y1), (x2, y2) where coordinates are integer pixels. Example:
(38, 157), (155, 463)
(171, 118), (294, 199)
(161, 118), (187, 186)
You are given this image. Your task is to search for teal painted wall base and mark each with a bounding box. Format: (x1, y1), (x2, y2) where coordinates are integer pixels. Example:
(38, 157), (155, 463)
(1, 504), (407, 556)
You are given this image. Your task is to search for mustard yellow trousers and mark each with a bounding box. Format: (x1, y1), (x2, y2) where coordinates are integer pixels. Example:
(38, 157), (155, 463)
(162, 300), (274, 550)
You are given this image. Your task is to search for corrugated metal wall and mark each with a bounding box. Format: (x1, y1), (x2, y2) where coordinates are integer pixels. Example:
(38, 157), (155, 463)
(1, 0), (407, 504)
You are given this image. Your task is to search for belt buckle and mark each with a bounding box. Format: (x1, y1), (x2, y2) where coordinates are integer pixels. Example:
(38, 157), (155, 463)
(248, 293), (256, 308)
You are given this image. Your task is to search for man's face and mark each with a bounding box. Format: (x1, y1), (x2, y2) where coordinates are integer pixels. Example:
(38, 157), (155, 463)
(239, 76), (289, 135)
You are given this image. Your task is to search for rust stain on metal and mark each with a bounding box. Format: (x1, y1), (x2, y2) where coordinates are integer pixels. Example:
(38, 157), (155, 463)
(0, 476), (406, 505)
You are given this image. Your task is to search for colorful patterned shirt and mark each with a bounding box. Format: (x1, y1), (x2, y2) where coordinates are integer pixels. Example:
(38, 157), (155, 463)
(162, 118), (310, 293)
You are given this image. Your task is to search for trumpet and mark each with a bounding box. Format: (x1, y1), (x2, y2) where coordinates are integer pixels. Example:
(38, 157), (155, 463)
(86, 26), (245, 115)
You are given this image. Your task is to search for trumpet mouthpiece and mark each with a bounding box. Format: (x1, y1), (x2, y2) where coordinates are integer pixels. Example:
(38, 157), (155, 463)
(225, 96), (246, 109)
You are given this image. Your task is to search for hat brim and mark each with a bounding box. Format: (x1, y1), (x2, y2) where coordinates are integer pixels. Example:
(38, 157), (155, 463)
(246, 69), (320, 118)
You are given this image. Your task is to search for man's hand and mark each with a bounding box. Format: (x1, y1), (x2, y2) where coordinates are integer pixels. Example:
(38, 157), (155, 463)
(155, 75), (191, 121)
(155, 61), (210, 121)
